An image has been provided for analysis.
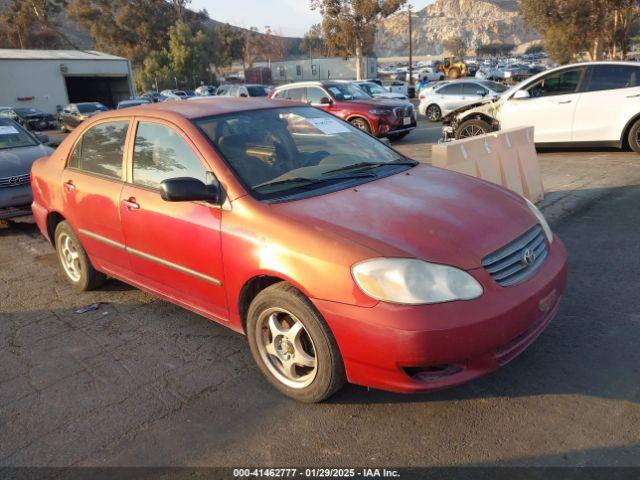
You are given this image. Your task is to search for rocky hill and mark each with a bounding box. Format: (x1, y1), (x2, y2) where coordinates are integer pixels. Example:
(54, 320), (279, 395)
(375, 0), (540, 57)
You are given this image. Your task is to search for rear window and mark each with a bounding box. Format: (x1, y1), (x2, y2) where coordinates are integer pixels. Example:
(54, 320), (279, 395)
(247, 86), (269, 97)
(586, 65), (640, 92)
(78, 103), (107, 114)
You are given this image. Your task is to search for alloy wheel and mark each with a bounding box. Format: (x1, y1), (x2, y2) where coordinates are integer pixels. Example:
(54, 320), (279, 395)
(459, 124), (486, 138)
(427, 105), (441, 122)
(58, 232), (82, 282)
(255, 307), (318, 389)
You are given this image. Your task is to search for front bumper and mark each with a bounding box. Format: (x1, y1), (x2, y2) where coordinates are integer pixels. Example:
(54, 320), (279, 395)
(0, 184), (33, 219)
(314, 236), (568, 394)
(378, 117), (417, 137)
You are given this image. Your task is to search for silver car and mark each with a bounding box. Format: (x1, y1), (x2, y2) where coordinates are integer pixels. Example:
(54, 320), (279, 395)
(0, 119), (53, 219)
(418, 80), (509, 122)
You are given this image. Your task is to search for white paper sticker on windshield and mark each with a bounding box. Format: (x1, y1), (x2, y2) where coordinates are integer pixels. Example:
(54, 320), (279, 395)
(308, 118), (351, 135)
(0, 126), (19, 135)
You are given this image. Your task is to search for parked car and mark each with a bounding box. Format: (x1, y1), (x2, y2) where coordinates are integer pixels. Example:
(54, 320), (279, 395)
(117, 99), (152, 110)
(139, 92), (167, 103)
(217, 84), (270, 98)
(0, 107), (57, 131)
(59, 103), (109, 132)
(415, 66), (446, 83)
(160, 90), (190, 101)
(271, 81), (417, 141)
(30, 99), (567, 402)
(195, 85), (217, 96)
(0, 118), (53, 219)
(384, 80), (410, 97)
(442, 61), (640, 150)
(418, 80), (508, 122)
(353, 81), (408, 101)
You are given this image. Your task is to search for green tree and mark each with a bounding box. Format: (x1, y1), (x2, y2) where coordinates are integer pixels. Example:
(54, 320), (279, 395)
(301, 24), (328, 57)
(524, 44), (545, 55)
(476, 43), (516, 57)
(442, 36), (469, 58)
(310, 0), (406, 79)
(168, 20), (218, 87)
(0, 0), (74, 48)
(218, 23), (244, 72)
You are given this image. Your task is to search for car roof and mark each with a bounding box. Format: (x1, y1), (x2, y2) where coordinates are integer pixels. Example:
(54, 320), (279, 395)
(86, 97), (301, 121)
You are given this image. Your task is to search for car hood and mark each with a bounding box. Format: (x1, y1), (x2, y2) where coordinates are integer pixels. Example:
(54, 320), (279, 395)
(0, 144), (53, 177)
(441, 96), (502, 122)
(272, 165), (537, 270)
(373, 93), (407, 100)
(347, 98), (407, 108)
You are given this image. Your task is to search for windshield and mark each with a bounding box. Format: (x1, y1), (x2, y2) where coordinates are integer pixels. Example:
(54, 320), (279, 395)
(15, 108), (45, 116)
(78, 103), (107, 113)
(0, 120), (38, 150)
(247, 86), (269, 97)
(360, 83), (386, 95)
(195, 107), (414, 201)
(325, 83), (371, 101)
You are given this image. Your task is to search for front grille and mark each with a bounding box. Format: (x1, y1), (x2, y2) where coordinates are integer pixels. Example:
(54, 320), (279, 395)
(394, 105), (413, 118)
(482, 225), (548, 287)
(0, 173), (30, 188)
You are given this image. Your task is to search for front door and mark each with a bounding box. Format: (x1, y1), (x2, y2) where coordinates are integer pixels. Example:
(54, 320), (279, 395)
(61, 119), (131, 276)
(119, 119), (228, 320)
(499, 66), (586, 143)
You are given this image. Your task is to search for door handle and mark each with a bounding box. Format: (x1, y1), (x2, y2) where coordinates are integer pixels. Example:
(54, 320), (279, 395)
(557, 100), (572, 104)
(627, 93), (640, 98)
(122, 198), (140, 210)
(63, 180), (75, 192)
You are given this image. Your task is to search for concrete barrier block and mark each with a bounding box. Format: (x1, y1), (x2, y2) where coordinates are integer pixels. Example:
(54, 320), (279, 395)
(494, 131), (525, 197)
(432, 140), (478, 177)
(466, 134), (502, 186)
(505, 127), (544, 203)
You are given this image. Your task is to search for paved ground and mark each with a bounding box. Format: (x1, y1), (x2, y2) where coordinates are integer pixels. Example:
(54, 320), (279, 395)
(1, 124), (640, 468)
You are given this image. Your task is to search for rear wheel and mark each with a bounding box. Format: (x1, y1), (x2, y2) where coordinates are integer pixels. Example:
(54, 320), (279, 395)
(425, 104), (442, 122)
(54, 221), (106, 292)
(349, 117), (371, 134)
(456, 119), (492, 139)
(246, 283), (346, 403)
(627, 118), (640, 153)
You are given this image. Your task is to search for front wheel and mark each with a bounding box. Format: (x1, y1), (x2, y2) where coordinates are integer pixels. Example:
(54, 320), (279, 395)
(349, 117), (371, 134)
(628, 119), (640, 153)
(247, 283), (346, 403)
(425, 104), (442, 122)
(456, 119), (492, 139)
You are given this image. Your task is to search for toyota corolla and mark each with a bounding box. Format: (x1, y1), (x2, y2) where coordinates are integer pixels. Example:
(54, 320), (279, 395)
(30, 98), (567, 403)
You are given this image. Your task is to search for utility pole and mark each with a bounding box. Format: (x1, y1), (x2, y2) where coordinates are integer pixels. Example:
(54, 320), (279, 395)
(408, 4), (413, 86)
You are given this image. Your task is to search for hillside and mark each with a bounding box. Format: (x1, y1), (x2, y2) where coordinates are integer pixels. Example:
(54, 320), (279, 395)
(376, 0), (539, 57)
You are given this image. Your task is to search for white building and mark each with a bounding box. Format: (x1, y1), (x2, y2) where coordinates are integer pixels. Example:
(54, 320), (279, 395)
(0, 49), (135, 114)
(260, 56), (378, 84)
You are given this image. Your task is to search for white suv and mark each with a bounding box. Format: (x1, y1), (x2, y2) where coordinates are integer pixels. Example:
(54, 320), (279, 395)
(442, 61), (640, 153)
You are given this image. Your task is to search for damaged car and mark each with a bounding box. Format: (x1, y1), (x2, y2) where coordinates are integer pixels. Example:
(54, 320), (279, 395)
(442, 61), (640, 153)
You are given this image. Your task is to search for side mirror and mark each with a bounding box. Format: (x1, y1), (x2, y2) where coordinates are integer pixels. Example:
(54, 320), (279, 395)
(160, 177), (222, 204)
(319, 97), (332, 105)
(239, 93), (248, 98)
(477, 90), (488, 97)
(513, 89), (530, 100)
(36, 134), (50, 144)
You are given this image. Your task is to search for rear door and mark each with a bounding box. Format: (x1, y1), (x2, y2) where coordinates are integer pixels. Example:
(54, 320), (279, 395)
(499, 66), (586, 143)
(436, 83), (464, 114)
(119, 119), (227, 320)
(572, 64), (640, 142)
(61, 119), (131, 276)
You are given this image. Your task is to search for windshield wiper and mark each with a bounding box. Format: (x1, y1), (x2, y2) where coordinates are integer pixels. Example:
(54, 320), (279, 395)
(322, 160), (417, 176)
(255, 173), (376, 191)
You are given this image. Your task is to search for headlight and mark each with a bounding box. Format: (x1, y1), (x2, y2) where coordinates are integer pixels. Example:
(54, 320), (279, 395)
(369, 109), (392, 116)
(352, 258), (483, 305)
(525, 198), (553, 243)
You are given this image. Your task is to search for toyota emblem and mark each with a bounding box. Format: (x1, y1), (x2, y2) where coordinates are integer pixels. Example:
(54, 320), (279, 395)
(522, 248), (536, 266)
(8, 176), (20, 186)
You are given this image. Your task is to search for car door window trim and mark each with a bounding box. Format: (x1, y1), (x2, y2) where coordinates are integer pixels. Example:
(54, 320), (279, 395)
(78, 228), (222, 286)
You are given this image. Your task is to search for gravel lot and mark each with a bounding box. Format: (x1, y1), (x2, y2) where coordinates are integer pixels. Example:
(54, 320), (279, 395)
(1, 124), (639, 469)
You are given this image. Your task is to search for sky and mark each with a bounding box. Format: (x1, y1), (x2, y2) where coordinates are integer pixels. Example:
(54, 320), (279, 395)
(192, 0), (436, 37)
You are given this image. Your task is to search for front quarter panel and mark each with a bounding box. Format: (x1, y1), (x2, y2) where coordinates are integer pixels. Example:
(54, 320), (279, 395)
(221, 196), (380, 330)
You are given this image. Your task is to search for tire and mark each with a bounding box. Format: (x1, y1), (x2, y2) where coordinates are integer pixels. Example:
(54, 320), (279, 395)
(456, 119), (492, 140)
(448, 67), (461, 79)
(60, 122), (68, 133)
(349, 117), (371, 134)
(628, 119), (640, 153)
(425, 104), (442, 122)
(246, 282), (346, 403)
(54, 221), (107, 292)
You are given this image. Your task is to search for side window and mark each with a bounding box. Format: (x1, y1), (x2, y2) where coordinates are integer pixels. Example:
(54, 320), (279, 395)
(132, 122), (207, 190)
(68, 139), (82, 169)
(282, 88), (305, 101)
(586, 65), (640, 92)
(462, 83), (486, 95)
(438, 84), (462, 95)
(73, 121), (128, 179)
(307, 87), (328, 104)
(527, 68), (584, 97)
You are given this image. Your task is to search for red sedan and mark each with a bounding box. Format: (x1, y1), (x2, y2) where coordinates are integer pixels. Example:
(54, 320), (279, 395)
(30, 98), (567, 403)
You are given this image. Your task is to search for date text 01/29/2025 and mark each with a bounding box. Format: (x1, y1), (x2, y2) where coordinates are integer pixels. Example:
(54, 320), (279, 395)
(233, 468), (401, 478)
